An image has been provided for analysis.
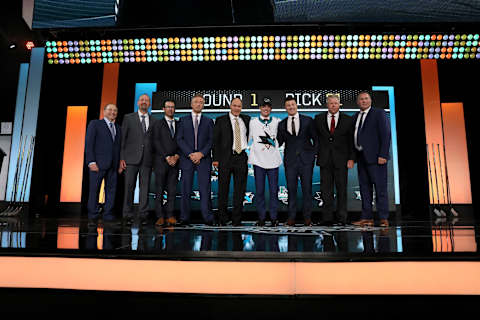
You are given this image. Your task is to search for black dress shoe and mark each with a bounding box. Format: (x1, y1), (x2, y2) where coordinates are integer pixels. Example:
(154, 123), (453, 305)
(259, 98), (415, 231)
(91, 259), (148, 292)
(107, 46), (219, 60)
(208, 220), (219, 226)
(88, 218), (98, 227)
(318, 220), (334, 226)
(255, 220), (265, 227)
(232, 221), (242, 227)
(285, 219), (296, 227)
(123, 217), (134, 225)
(271, 219), (279, 227)
(177, 220), (190, 226)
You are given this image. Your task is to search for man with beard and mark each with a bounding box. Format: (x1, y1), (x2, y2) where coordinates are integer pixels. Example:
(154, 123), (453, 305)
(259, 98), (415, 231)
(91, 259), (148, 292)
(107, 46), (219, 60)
(119, 94), (157, 224)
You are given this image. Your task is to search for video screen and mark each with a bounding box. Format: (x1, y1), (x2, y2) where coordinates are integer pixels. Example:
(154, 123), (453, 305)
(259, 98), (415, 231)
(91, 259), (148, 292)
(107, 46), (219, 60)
(274, 0), (480, 23)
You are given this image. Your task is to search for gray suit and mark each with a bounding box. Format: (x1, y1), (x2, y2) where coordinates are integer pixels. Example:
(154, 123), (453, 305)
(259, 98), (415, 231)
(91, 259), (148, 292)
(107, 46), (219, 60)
(121, 112), (157, 219)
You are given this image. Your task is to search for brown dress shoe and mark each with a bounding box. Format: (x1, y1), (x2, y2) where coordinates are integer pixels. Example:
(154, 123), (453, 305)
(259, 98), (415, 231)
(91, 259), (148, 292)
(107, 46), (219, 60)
(155, 217), (165, 226)
(304, 218), (312, 226)
(352, 219), (374, 227)
(379, 219), (389, 227)
(166, 216), (177, 226)
(285, 219), (296, 226)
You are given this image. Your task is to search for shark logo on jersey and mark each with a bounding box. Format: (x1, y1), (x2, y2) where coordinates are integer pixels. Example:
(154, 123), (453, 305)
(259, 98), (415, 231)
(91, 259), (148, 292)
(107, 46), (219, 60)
(211, 167), (218, 181)
(278, 186), (288, 205)
(243, 192), (254, 205)
(314, 191), (324, 207)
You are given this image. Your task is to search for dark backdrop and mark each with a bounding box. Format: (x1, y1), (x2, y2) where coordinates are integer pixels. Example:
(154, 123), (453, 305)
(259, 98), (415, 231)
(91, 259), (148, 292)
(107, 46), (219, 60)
(29, 59), (478, 219)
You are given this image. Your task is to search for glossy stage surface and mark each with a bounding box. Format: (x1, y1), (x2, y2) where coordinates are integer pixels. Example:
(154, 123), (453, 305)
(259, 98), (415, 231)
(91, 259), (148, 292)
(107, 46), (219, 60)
(1, 208), (479, 261)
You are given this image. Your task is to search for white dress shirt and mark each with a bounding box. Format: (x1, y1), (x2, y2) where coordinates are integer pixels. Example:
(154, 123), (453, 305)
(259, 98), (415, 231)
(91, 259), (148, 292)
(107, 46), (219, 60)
(327, 112), (339, 131)
(287, 113), (300, 136)
(138, 110), (149, 131)
(354, 106), (371, 150)
(229, 112), (248, 151)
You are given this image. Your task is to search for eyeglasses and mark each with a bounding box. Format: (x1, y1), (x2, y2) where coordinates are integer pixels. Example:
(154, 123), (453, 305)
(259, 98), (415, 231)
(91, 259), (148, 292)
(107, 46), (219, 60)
(163, 105), (175, 109)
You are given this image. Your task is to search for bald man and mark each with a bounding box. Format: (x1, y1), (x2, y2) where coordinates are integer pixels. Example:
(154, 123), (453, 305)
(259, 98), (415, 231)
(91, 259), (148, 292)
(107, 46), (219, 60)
(212, 98), (251, 226)
(119, 94), (157, 225)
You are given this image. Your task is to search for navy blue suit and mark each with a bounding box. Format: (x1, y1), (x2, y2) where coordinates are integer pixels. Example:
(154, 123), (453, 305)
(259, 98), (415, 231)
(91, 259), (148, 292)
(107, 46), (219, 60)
(176, 114), (214, 223)
(85, 119), (121, 219)
(353, 107), (391, 220)
(277, 114), (318, 221)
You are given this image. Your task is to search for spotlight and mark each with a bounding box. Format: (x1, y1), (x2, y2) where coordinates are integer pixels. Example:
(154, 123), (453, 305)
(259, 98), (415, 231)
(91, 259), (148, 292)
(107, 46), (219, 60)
(26, 41), (35, 50)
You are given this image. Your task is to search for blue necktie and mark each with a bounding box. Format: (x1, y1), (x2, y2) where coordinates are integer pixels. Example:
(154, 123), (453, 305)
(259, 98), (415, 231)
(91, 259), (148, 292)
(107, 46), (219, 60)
(356, 112), (365, 147)
(109, 122), (115, 141)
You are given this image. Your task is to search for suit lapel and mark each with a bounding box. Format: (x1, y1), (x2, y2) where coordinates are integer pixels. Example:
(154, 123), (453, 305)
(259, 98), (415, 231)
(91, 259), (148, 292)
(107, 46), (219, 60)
(362, 107), (373, 129)
(322, 113), (330, 134)
(335, 113), (344, 134)
(226, 115), (233, 145)
(298, 115), (305, 136)
(102, 119), (115, 142)
(147, 114), (154, 133)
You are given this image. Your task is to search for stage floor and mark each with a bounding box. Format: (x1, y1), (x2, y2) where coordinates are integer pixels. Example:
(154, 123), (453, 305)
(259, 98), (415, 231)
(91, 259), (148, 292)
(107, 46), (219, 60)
(1, 209), (478, 261)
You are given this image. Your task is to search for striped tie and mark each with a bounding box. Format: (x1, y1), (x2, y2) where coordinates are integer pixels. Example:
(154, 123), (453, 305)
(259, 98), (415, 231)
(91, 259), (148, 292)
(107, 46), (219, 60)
(234, 117), (242, 154)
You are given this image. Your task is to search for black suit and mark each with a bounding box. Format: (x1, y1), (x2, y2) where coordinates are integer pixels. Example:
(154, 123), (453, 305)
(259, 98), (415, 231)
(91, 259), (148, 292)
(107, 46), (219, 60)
(212, 113), (250, 224)
(152, 117), (179, 219)
(277, 114), (318, 222)
(314, 112), (355, 223)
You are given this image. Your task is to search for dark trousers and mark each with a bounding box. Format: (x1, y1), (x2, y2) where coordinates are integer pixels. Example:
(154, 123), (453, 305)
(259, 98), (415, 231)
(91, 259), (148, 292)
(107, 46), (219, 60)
(357, 152), (389, 220)
(320, 153), (348, 223)
(87, 167), (117, 219)
(217, 153), (248, 224)
(285, 159), (314, 221)
(180, 159), (213, 223)
(153, 164), (179, 219)
(123, 164), (151, 218)
(253, 165), (279, 221)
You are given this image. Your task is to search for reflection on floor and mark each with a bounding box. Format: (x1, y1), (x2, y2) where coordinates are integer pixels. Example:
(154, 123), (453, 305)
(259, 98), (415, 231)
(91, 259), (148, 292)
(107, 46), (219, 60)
(1, 212), (479, 259)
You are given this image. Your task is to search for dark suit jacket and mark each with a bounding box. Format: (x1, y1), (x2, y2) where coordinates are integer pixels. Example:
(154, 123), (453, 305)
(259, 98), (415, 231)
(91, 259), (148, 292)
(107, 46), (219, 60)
(176, 113), (214, 170)
(277, 114), (318, 167)
(314, 112), (355, 167)
(353, 107), (391, 164)
(212, 113), (250, 167)
(152, 117), (179, 169)
(85, 119), (121, 170)
(120, 112), (157, 167)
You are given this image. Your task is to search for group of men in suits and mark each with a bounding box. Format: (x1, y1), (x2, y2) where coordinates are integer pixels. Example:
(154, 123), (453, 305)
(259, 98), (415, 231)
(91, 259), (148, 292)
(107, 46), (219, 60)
(85, 91), (391, 228)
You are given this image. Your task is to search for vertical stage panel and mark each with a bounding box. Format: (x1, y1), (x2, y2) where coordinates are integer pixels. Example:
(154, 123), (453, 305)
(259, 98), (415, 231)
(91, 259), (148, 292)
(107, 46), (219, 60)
(99, 63), (120, 118)
(6, 63), (29, 201)
(6, 48), (44, 202)
(21, 47), (44, 202)
(421, 60), (446, 204)
(98, 63), (120, 204)
(441, 103), (472, 204)
(60, 106), (88, 202)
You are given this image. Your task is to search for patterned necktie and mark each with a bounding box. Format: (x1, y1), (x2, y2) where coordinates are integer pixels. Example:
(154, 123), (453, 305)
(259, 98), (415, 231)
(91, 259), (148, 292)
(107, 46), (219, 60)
(291, 116), (296, 136)
(168, 120), (175, 138)
(141, 115), (147, 133)
(330, 114), (336, 135)
(194, 115), (199, 150)
(234, 117), (242, 154)
(109, 122), (115, 141)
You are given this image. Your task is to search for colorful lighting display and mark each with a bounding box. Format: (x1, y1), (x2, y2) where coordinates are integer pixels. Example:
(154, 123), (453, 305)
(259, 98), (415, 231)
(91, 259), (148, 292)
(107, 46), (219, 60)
(45, 33), (480, 64)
